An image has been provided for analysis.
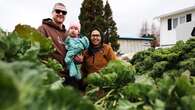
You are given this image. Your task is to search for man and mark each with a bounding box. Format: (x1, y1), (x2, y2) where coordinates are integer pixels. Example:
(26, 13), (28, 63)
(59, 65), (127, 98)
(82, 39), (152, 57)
(38, 3), (84, 90)
(38, 3), (68, 77)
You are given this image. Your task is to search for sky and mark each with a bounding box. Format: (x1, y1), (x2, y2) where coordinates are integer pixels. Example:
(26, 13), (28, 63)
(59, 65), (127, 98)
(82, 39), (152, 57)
(0, 0), (195, 36)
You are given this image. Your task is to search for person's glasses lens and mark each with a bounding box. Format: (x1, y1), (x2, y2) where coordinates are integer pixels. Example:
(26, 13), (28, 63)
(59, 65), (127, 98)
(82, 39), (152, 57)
(55, 9), (67, 15)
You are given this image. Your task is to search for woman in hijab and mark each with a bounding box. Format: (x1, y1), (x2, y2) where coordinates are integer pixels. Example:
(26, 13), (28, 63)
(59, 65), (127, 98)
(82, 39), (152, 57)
(81, 27), (117, 76)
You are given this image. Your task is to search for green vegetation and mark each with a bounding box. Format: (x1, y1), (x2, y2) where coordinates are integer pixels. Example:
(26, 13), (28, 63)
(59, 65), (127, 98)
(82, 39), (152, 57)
(0, 25), (95, 110)
(1, 25), (195, 110)
(85, 38), (195, 110)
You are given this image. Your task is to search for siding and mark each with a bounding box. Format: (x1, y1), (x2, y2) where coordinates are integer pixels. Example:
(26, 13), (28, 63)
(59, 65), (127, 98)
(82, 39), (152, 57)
(176, 21), (195, 41)
(118, 39), (151, 54)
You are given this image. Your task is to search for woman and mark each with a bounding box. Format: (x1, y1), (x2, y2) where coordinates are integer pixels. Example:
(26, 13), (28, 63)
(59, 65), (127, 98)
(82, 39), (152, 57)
(81, 28), (117, 76)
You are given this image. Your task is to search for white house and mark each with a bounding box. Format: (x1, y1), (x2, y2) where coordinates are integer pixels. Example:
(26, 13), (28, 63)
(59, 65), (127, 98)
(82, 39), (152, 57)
(156, 5), (195, 47)
(118, 36), (152, 54)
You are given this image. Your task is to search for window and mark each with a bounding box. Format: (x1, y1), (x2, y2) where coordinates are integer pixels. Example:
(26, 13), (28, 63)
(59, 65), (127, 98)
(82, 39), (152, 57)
(168, 18), (172, 30)
(173, 18), (178, 29)
(186, 14), (192, 22)
(192, 27), (195, 36)
(180, 16), (185, 24)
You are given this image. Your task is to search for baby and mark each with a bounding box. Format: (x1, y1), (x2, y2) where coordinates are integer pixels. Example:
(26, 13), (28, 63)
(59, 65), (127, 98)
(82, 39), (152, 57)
(64, 21), (89, 79)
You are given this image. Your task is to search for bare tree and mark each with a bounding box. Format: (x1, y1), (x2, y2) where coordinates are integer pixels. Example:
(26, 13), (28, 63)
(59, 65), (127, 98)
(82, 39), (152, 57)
(151, 23), (156, 35)
(139, 21), (160, 48)
(150, 23), (160, 48)
(139, 21), (149, 37)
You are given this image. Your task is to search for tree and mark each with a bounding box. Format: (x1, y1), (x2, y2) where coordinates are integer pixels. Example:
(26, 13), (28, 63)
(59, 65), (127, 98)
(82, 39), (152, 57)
(151, 23), (157, 35)
(79, 0), (105, 37)
(139, 21), (160, 48)
(151, 23), (160, 38)
(103, 0), (120, 51)
(139, 21), (150, 37)
(79, 0), (120, 51)
(150, 23), (160, 48)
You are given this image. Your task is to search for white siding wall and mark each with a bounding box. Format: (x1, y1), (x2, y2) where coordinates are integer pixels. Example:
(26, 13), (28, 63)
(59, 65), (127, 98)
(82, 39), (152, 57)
(193, 11), (195, 21)
(160, 10), (195, 46)
(176, 21), (195, 41)
(160, 18), (176, 46)
(118, 40), (151, 54)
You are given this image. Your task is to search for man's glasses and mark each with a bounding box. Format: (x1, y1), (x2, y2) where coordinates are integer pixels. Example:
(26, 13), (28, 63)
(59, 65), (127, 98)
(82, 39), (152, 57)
(54, 9), (67, 15)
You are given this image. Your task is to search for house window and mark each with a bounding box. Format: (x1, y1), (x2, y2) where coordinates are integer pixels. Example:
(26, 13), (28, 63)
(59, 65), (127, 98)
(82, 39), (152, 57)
(168, 18), (172, 30)
(180, 16), (185, 24)
(186, 14), (192, 22)
(192, 27), (195, 36)
(173, 18), (178, 29)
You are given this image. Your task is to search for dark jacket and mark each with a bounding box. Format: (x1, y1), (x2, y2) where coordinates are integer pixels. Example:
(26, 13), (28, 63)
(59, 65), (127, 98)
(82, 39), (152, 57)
(38, 18), (68, 77)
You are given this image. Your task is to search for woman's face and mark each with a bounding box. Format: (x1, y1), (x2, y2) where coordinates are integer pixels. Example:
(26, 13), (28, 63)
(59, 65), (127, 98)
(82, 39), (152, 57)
(90, 30), (101, 46)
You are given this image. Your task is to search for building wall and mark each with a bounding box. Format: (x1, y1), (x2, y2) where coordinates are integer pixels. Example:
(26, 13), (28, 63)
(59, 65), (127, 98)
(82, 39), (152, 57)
(160, 18), (176, 46)
(118, 39), (151, 54)
(160, 9), (195, 46)
(193, 11), (195, 21)
(176, 21), (195, 41)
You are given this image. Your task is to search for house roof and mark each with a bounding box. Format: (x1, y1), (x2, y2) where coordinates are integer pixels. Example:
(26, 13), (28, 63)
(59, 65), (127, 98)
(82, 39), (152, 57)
(119, 36), (153, 41)
(155, 5), (195, 19)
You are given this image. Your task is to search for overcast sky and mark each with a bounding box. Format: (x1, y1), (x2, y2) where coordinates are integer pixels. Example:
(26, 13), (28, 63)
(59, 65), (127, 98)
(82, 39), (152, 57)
(0, 0), (194, 36)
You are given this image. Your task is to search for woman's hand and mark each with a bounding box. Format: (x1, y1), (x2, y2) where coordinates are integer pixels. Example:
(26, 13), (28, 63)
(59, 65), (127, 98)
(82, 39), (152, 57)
(73, 54), (83, 64)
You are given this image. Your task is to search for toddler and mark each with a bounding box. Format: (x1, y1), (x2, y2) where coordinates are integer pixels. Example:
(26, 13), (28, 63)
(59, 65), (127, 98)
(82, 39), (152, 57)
(64, 21), (89, 79)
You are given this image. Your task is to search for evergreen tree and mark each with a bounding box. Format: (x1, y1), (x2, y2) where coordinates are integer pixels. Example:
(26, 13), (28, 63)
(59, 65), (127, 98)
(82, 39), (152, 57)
(79, 0), (105, 37)
(103, 0), (120, 51)
(79, 0), (120, 51)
